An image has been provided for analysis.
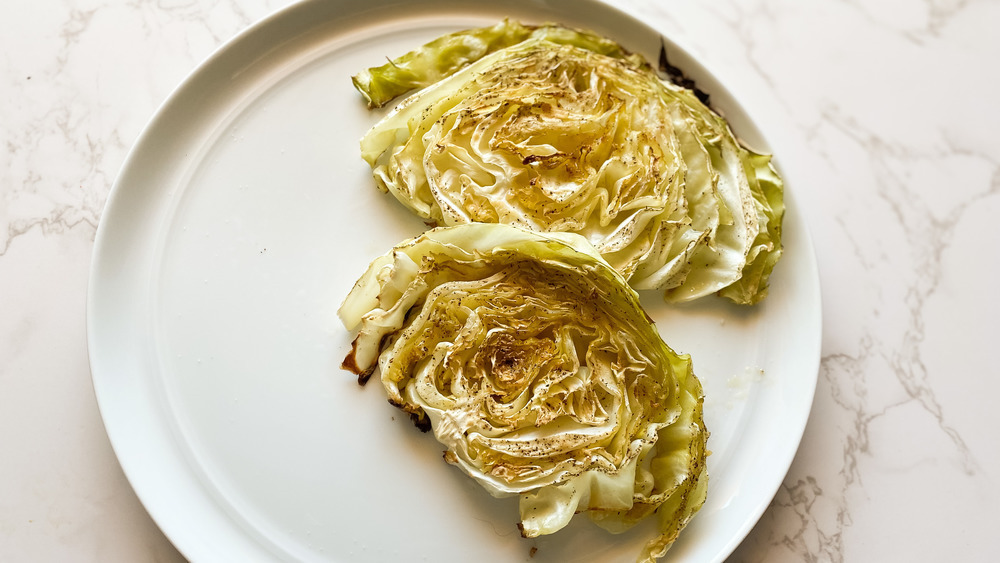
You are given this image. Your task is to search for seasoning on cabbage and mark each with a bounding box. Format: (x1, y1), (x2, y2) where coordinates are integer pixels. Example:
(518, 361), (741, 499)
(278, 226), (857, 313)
(353, 20), (784, 305)
(339, 223), (708, 562)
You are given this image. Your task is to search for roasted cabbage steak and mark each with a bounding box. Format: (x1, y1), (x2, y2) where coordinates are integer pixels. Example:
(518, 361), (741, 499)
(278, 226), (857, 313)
(339, 223), (708, 561)
(354, 20), (784, 305)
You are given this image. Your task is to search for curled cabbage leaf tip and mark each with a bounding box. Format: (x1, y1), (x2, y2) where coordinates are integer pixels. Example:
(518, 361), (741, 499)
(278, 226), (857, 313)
(354, 19), (784, 305)
(339, 223), (709, 562)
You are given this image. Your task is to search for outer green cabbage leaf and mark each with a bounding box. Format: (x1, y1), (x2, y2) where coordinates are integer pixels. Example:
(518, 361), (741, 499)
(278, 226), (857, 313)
(354, 22), (784, 305)
(339, 223), (708, 561)
(352, 19), (646, 108)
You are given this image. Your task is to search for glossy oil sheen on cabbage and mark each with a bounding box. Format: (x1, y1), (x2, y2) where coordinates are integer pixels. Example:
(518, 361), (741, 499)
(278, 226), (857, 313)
(339, 224), (708, 562)
(354, 20), (784, 305)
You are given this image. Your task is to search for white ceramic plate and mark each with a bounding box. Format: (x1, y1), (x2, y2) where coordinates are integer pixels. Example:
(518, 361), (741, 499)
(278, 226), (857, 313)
(88, 1), (821, 561)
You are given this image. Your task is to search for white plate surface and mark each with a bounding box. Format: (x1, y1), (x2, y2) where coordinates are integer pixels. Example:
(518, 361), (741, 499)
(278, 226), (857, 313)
(88, 1), (821, 561)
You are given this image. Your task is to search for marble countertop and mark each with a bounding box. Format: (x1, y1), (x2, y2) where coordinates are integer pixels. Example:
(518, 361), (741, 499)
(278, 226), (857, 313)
(2, 0), (997, 561)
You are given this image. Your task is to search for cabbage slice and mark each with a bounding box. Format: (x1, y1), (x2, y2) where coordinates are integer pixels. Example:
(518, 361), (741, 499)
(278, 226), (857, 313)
(354, 21), (783, 305)
(340, 223), (708, 561)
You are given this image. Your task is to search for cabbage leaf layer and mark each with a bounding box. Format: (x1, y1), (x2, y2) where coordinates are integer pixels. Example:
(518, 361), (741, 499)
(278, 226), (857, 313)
(339, 223), (708, 562)
(355, 20), (784, 305)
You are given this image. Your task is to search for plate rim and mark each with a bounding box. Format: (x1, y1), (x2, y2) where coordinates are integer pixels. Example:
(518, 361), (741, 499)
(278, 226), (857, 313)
(87, 0), (822, 561)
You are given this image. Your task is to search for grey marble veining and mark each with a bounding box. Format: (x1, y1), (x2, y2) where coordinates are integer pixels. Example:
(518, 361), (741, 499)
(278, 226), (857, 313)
(617, 0), (1000, 560)
(2, 0), (998, 561)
